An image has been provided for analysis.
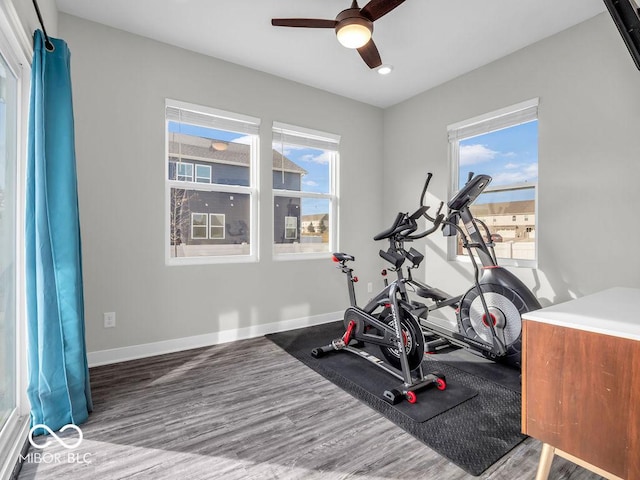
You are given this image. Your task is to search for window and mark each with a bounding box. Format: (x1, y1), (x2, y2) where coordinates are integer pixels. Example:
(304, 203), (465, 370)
(448, 99), (538, 266)
(272, 122), (339, 258)
(166, 100), (259, 264)
(177, 162), (193, 182)
(0, 36), (18, 441)
(209, 213), (225, 239)
(284, 216), (298, 240)
(191, 213), (208, 239)
(189, 213), (225, 240)
(195, 164), (211, 183)
(0, 13), (29, 475)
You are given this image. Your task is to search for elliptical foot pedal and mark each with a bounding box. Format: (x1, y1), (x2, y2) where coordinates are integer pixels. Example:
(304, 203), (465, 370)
(425, 337), (451, 353)
(383, 389), (403, 405)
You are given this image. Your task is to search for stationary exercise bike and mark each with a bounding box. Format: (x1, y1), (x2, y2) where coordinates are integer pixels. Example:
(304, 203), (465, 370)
(311, 207), (447, 405)
(402, 173), (541, 367)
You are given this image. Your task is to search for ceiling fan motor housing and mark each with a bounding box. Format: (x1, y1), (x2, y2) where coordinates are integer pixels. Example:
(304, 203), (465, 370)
(335, 8), (374, 37)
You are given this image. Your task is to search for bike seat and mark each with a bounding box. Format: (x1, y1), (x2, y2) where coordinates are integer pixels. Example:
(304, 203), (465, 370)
(333, 252), (355, 262)
(415, 285), (449, 302)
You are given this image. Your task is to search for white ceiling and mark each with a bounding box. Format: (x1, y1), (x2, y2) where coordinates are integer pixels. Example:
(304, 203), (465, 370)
(56, 0), (606, 108)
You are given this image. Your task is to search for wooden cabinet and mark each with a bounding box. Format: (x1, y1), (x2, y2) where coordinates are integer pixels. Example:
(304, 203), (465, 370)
(521, 288), (640, 480)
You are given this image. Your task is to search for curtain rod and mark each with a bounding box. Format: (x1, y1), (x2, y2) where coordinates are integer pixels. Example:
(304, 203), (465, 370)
(32, 0), (54, 51)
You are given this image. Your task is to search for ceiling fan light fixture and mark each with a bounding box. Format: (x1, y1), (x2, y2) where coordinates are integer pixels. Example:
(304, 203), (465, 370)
(336, 18), (372, 49)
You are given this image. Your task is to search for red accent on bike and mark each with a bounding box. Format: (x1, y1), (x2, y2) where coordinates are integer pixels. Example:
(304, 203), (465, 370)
(353, 276), (358, 283)
(384, 303), (391, 308)
(402, 330), (408, 346)
(482, 313), (497, 327)
(332, 255), (339, 263)
(483, 265), (500, 269)
(342, 320), (356, 344)
(436, 378), (447, 390)
(381, 269), (387, 276)
(406, 391), (417, 404)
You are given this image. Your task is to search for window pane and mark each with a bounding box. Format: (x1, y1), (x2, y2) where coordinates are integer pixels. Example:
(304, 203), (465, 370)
(272, 143), (331, 194)
(284, 216), (297, 240)
(177, 162), (193, 182)
(0, 53), (17, 430)
(458, 120), (538, 189)
(455, 117), (537, 263)
(195, 164), (211, 183)
(192, 226), (207, 239)
(170, 188), (250, 257)
(209, 214), (225, 239)
(192, 213), (207, 226)
(168, 123), (251, 186)
(274, 197), (330, 254)
(458, 187), (536, 261)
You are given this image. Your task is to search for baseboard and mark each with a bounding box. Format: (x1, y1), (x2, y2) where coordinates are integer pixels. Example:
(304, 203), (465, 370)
(87, 311), (342, 367)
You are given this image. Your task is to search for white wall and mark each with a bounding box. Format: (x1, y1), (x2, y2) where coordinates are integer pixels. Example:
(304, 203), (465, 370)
(1, 0), (57, 56)
(383, 13), (640, 307)
(59, 14), (385, 354)
(10, 0), (57, 38)
(61, 11), (640, 356)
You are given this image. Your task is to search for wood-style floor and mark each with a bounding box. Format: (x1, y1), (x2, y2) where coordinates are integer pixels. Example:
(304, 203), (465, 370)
(17, 337), (603, 479)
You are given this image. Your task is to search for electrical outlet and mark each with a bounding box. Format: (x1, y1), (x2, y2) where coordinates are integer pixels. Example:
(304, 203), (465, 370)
(103, 312), (116, 328)
(367, 282), (373, 293)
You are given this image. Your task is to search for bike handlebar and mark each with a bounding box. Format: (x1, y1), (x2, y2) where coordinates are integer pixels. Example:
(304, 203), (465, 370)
(373, 173), (446, 243)
(373, 212), (418, 241)
(406, 212), (444, 240)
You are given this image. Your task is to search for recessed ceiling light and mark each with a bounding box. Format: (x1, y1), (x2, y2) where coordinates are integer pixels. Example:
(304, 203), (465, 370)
(377, 65), (393, 75)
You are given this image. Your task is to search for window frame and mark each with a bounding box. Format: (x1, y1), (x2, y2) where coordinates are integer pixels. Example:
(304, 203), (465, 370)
(447, 98), (539, 268)
(272, 121), (340, 261)
(195, 164), (211, 184)
(209, 213), (225, 239)
(0, 4), (32, 475)
(284, 216), (298, 240)
(165, 99), (259, 265)
(176, 162), (194, 182)
(190, 212), (209, 239)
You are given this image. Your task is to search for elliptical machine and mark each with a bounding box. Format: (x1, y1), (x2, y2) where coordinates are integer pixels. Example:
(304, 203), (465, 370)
(311, 207), (447, 405)
(404, 173), (541, 367)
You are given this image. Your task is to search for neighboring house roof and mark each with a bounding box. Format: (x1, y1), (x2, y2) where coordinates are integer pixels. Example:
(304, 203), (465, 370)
(301, 213), (329, 223)
(168, 133), (307, 175)
(472, 200), (535, 216)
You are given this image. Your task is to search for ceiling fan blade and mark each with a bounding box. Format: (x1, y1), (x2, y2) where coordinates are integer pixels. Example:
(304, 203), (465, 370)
(357, 39), (382, 69)
(271, 18), (338, 28)
(360, 0), (406, 22)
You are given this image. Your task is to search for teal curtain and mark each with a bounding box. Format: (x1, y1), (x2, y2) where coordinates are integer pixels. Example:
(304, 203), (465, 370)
(26, 30), (92, 431)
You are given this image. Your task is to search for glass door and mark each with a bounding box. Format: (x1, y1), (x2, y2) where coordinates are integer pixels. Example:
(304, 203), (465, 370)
(0, 45), (17, 435)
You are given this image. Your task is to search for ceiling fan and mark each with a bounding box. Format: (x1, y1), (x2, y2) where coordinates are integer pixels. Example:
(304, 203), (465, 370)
(271, 0), (406, 69)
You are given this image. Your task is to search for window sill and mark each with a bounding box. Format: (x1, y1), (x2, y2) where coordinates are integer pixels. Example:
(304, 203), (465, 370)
(454, 254), (537, 270)
(273, 252), (332, 262)
(166, 254), (258, 266)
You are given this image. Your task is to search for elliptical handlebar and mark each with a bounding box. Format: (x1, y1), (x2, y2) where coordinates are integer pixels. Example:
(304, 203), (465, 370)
(419, 173), (432, 207)
(405, 173), (445, 240)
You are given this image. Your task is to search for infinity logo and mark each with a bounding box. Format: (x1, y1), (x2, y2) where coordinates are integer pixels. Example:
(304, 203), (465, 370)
(29, 424), (84, 450)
